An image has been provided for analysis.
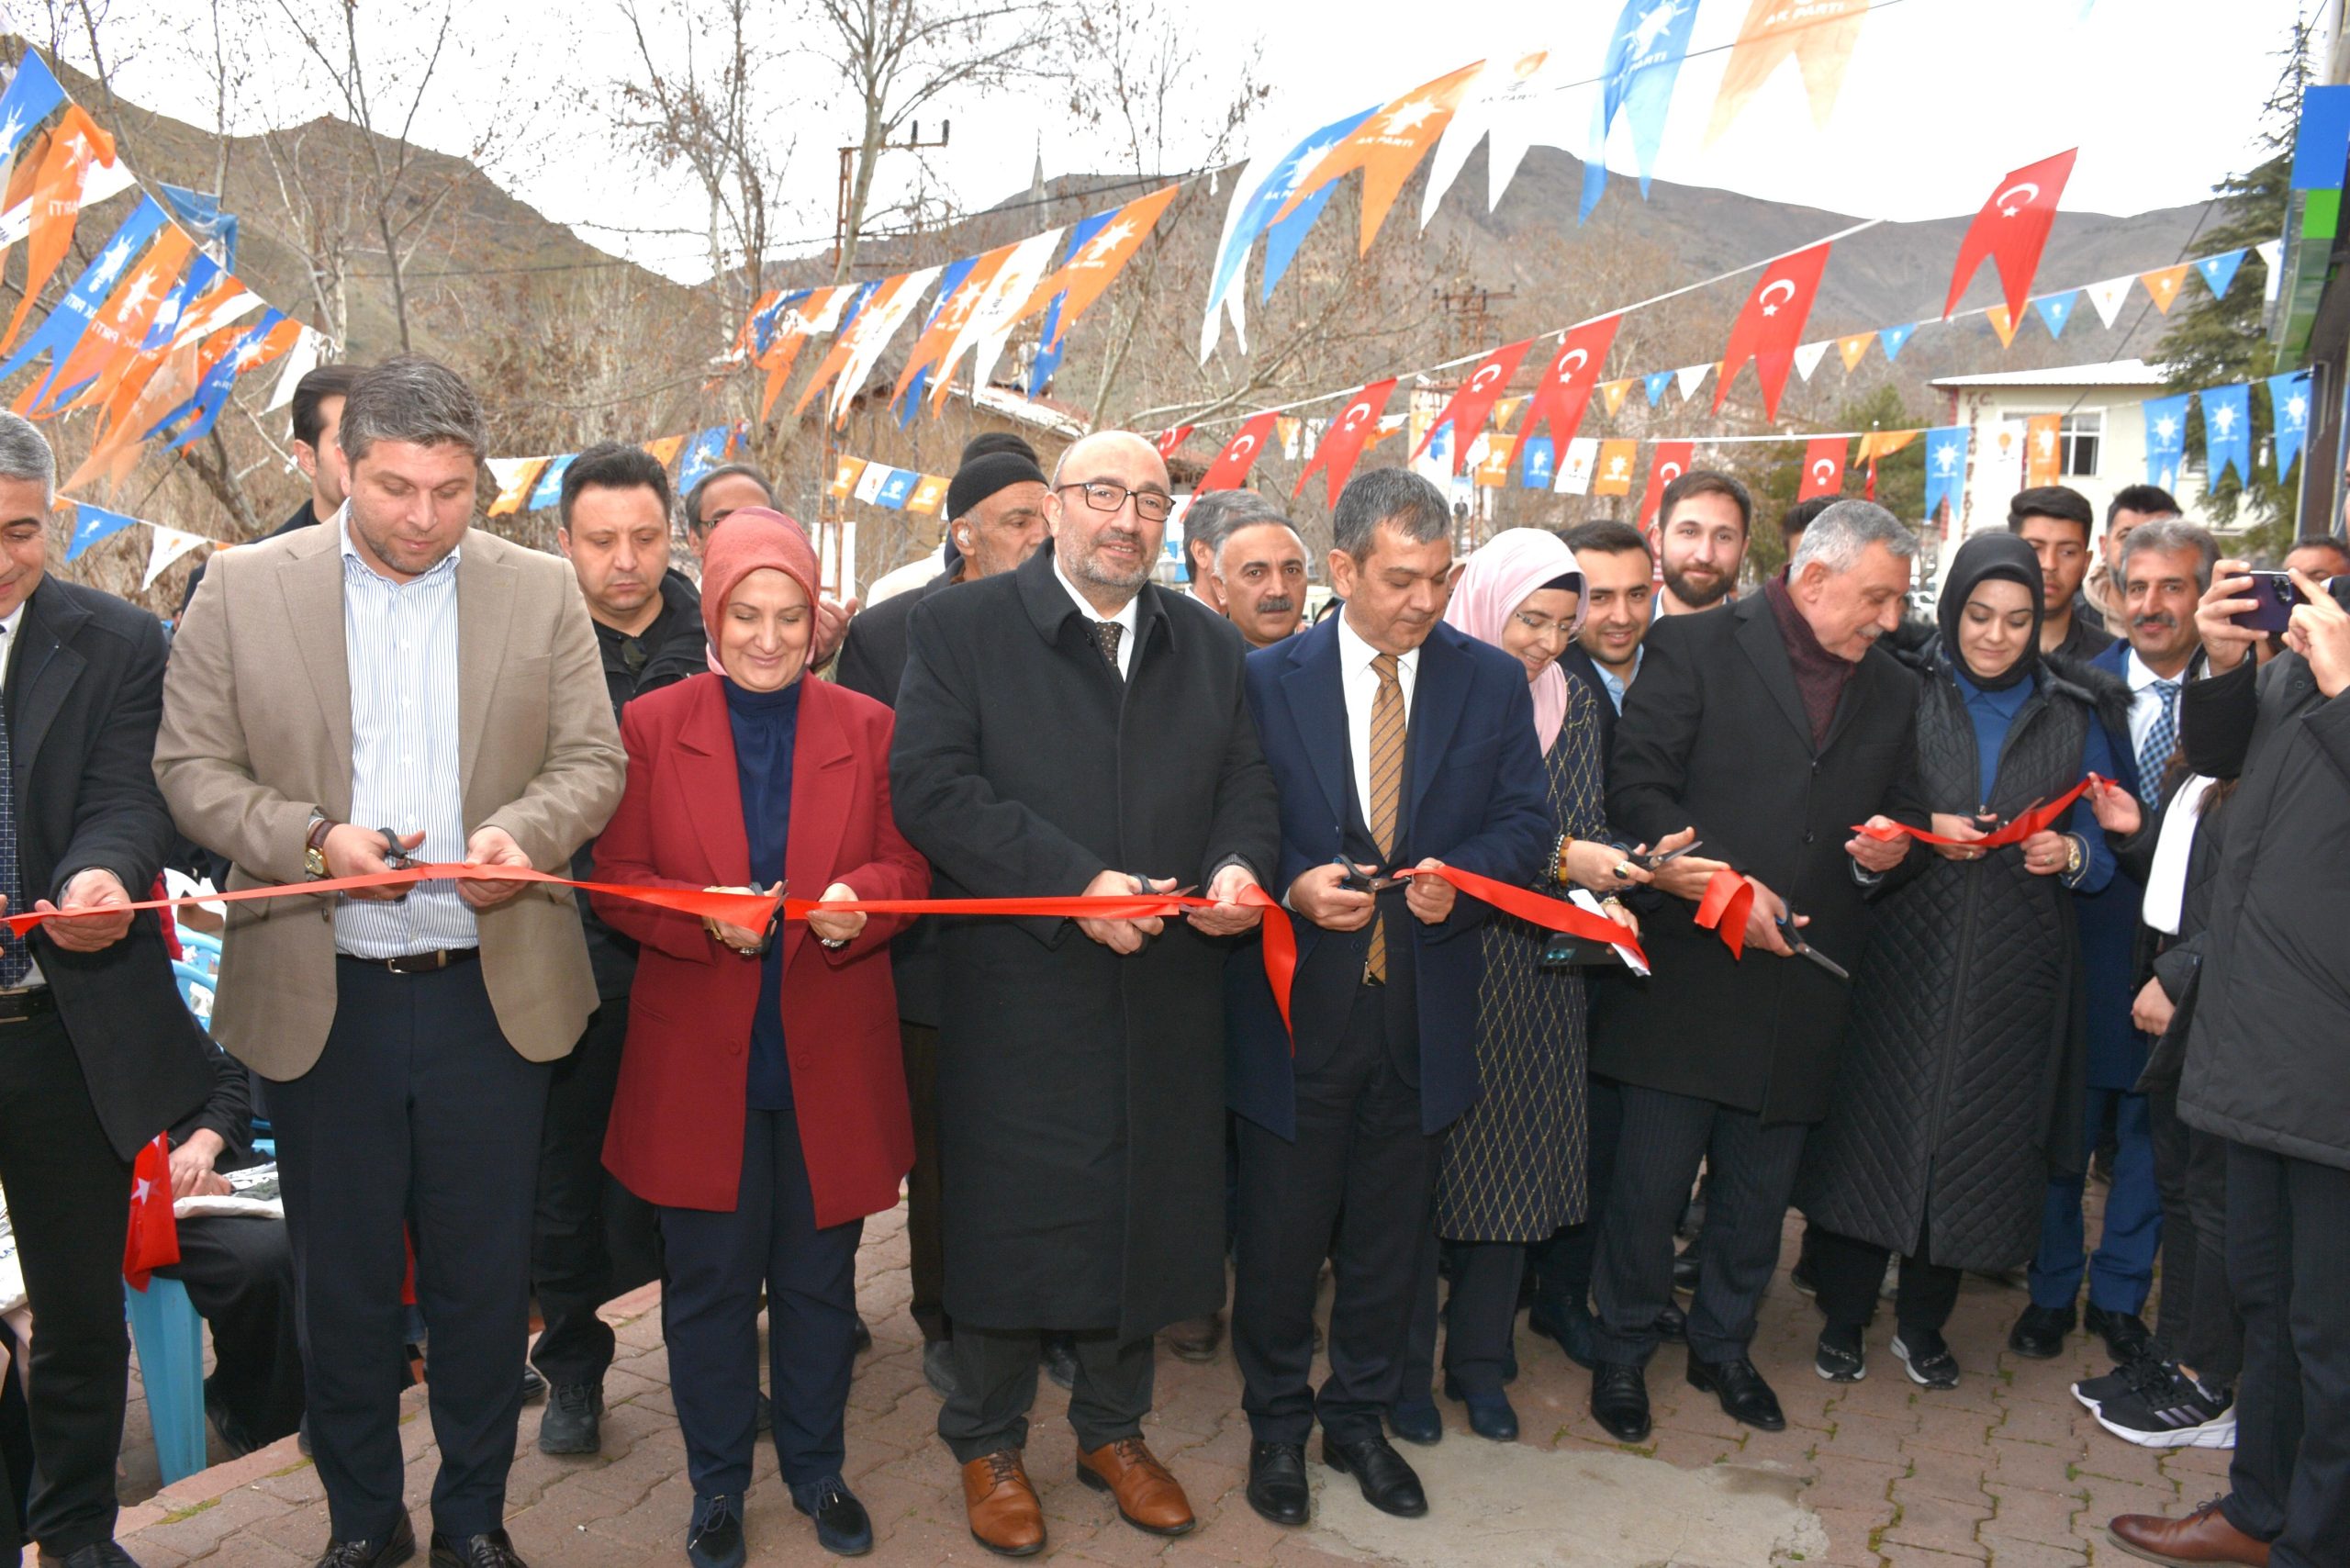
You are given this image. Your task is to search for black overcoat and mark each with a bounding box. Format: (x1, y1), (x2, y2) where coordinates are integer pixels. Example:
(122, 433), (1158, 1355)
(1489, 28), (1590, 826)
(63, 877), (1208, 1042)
(1598, 592), (1928, 1124)
(889, 545), (1280, 1337)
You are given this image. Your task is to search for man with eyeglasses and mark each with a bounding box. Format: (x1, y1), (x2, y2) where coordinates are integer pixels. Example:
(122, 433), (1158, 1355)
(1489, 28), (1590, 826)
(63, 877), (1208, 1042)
(890, 431), (1280, 1558)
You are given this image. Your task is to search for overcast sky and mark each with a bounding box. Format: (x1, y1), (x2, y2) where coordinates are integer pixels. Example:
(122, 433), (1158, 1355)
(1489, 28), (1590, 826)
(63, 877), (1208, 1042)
(40, 0), (2319, 286)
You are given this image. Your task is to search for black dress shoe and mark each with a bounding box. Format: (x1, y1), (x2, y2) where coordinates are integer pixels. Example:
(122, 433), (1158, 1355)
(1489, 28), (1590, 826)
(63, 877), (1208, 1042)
(1245, 1440), (1310, 1526)
(60, 1545), (144, 1568)
(1443, 1376), (1518, 1442)
(428, 1529), (528, 1568)
(1589, 1361), (1651, 1442)
(537, 1382), (603, 1455)
(791, 1474), (875, 1556)
(1687, 1355), (1785, 1432)
(518, 1365), (545, 1404)
(1654, 1302), (1688, 1342)
(2085, 1304), (2155, 1366)
(2009, 1304), (2076, 1360)
(1321, 1433), (1427, 1518)
(1527, 1298), (1596, 1369)
(851, 1316), (874, 1355)
(313, 1515), (417, 1568)
(1039, 1332), (1079, 1392)
(1672, 1244), (1700, 1294)
(1387, 1397), (1443, 1446)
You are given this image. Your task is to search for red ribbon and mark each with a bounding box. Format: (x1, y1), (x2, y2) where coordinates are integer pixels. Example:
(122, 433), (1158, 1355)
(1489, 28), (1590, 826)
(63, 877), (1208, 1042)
(1693, 867), (1756, 960)
(1849, 774), (2107, 849)
(1393, 862), (1650, 970)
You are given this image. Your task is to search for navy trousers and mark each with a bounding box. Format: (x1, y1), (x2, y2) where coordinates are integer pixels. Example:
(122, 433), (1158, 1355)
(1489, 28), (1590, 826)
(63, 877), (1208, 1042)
(659, 1108), (862, 1495)
(271, 959), (550, 1541)
(2030, 1085), (2162, 1315)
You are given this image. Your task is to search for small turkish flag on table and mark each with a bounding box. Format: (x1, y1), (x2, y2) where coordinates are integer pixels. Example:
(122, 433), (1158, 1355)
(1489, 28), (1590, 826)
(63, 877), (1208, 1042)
(124, 1132), (180, 1291)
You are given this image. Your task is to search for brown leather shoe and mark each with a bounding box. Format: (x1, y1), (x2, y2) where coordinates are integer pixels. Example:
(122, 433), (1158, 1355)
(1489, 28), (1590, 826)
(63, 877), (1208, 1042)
(1162, 1312), (1225, 1361)
(1077, 1438), (1196, 1537)
(2108, 1499), (2271, 1566)
(960, 1450), (1046, 1557)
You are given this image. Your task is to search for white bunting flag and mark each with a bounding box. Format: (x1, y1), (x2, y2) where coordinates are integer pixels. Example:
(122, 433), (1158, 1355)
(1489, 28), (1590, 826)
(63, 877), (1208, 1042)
(141, 523), (212, 590)
(1555, 436), (1599, 495)
(1674, 363), (1711, 401)
(2086, 275), (2134, 329)
(2258, 239), (2284, 305)
(853, 463), (893, 505)
(1792, 341), (1831, 383)
(264, 327), (325, 413)
(1417, 50), (1551, 226)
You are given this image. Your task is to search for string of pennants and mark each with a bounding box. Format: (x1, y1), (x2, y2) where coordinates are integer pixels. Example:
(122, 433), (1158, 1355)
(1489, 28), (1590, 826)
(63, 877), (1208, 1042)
(0, 49), (337, 579)
(483, 423), (748, 518)
(822, 454), (952, 516)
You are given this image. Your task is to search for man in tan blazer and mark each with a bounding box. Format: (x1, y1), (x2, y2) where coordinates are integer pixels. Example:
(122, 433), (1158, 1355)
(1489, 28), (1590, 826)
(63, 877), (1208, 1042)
(155, 357), (623, 1568)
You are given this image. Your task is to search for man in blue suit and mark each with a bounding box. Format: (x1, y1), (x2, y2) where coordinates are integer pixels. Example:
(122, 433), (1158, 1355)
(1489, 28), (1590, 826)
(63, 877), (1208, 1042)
(2016, 517), (2210, 1365)
(1226, 468), (1550, 1529)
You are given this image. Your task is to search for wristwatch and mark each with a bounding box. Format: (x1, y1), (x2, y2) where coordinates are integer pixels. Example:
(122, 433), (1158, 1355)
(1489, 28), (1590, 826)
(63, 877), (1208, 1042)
(2064, 834), (2086, 879)
(304, 813), (336, 879)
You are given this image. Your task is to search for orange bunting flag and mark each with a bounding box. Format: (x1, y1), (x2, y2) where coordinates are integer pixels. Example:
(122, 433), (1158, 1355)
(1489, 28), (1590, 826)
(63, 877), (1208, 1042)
(894, 247), (1011, 407)
(1836, 332), (1875, 374)
(1599, 378), (1635, 419)
(1415, 339), (1535, 473)
(1196, 410), (1281, 493)
(1295, 378), (1398, 505)
(2025, 413), (2062, 487)
(756, 285), (849, 421)
(2141, 264), (2189, 314)
(1592, 440), (1639, 496)
(1852, 429), (1919, 466)
(1275, 61), (1488, 252)
(1517, 315), (1620, 467)
(1797, 435), (1846, 499)
(487, 458), (550, 518)
(1, 106), (113, 352)
(1638, 441), (1695, 527)
(1942, 148), (2076, 327)
(1022, 184), (1179, 346)
(828, 456), (867, 500)
(1985, 302), (2020, 348)
(1472, 433), (1516, 487)
(28, 227), (196, 417)
(906, 474), (950, 516)
(1706, 0), (1868, 145)
(1716, 241), (1833, 421)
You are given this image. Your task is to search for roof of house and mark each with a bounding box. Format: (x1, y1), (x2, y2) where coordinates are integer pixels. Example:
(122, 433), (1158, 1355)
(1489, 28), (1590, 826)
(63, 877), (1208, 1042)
(1930, 358), (2169, 389)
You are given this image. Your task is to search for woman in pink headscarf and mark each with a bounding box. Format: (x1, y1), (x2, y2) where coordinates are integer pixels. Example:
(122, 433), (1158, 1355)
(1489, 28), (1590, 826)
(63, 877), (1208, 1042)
(1411, 527), (1677, 1444)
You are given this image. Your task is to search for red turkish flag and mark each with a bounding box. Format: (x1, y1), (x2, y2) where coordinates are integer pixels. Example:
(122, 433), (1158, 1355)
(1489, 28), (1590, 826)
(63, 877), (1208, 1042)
(1154, 424), (1195, 461)
(1516, 316), (1620, 473)
(1716, 241), (1833, 422)
(1195, 411), (1279, 493)
(1797, 436), (1847, 500)
(1414, 339), (1535, 474)
(1942, 148), (2076, 327)
(1295, 378), (1400, 506)
(1638, 441), (1695, 529)
(123, 1132), (181, 1291)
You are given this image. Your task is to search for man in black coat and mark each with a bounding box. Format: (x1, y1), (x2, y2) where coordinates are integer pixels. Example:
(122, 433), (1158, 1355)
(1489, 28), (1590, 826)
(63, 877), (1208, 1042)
(834, 436), (1048, 1400)
(174, 364), (356, 619)
(534, 442), (710, 1454)
(0, 413), (213, 1568)
(1589, 500), (1926, 1441)
(2109, 561), (2350, 1566)
(890, 430), (1279, 1555)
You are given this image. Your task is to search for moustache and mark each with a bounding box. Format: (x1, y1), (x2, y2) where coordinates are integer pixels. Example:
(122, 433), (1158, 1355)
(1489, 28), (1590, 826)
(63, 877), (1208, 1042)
(2134, 613), (2177, 633)
(1253, 597), (1295, 615)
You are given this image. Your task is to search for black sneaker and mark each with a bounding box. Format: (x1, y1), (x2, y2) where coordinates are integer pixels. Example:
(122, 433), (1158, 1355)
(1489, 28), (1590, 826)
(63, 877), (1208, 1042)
(1814, 1327), (1866, 1383)
(790, 1474), (874, 1556)
(2085, 1304), (2156, 1368)
(2073, 1354), (2172, 1413)
(536, 1382), (602, 1455)
(2093, 1367), (2237, 1450)
(687, 1493), (747, 1568)
(1891, 1330), (1961, 1389)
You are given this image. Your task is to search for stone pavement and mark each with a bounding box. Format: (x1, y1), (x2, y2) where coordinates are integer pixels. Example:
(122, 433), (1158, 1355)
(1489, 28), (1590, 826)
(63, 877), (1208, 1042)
(112, 1193), (2226, 1567)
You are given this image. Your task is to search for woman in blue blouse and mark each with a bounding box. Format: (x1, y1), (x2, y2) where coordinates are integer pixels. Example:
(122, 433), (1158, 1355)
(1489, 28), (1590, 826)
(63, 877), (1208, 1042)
(1796, 532), (2141, 1390)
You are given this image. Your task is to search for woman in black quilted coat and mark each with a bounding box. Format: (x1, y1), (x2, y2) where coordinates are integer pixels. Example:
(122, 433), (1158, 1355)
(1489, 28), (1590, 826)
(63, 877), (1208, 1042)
(1796, 532), (2140, 1389)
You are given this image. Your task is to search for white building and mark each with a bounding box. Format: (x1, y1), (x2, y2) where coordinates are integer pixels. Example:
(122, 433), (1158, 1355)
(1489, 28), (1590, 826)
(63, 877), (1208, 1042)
(1928, 359), (2215, 586)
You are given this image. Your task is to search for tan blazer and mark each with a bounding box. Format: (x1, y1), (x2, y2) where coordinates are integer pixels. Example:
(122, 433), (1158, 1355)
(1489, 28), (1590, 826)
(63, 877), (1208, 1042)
(154, 521), (626, 1081)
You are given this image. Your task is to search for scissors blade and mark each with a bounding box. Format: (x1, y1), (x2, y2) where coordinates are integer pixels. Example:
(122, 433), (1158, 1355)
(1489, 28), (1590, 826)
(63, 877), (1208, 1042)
(1795, 943), (1851, 982)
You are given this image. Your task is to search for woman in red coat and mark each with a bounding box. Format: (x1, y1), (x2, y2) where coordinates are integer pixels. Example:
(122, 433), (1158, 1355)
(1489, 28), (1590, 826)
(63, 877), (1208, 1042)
(592, 509), (925, 1566)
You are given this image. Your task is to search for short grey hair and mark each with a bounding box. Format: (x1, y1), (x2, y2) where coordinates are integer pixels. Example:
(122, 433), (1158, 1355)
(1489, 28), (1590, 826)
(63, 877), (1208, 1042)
(1790, 499), (1919, 576)
(2121, 515), (2218, 591)
(0, 412), (55, 503)
(1183, 488), (1287, 564)
(1214, 516), (1305, 579)
(337, 355), (486, 467)
(1332, 467), (1448, 561)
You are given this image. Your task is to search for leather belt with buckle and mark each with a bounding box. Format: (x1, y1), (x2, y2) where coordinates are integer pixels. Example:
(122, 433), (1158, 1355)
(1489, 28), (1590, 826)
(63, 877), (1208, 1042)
(0, 988), (58, 1024)
(338, 947), (481, 976)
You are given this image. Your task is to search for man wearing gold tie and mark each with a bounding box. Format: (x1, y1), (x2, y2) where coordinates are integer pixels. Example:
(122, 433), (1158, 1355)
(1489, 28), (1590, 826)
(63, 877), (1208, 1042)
(1225, 468), (1550, 1529)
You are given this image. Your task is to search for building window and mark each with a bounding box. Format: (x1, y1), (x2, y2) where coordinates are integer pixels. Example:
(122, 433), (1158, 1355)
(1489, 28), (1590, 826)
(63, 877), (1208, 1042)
(2059, 411), (2101, 478)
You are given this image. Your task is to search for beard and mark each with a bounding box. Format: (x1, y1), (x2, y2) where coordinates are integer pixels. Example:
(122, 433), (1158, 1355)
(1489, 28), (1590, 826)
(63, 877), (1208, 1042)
(1662, 561), (1732, 609)
(1068, 530), (1151, 593)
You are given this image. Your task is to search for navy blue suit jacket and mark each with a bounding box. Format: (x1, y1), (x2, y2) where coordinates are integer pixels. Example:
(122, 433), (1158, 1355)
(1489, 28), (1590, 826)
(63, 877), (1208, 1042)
(1225, 617), (1550, 1138)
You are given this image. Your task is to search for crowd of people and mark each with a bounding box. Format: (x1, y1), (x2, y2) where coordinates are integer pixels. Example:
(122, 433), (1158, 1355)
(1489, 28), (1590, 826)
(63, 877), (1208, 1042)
(0, 351), (2341, 1568)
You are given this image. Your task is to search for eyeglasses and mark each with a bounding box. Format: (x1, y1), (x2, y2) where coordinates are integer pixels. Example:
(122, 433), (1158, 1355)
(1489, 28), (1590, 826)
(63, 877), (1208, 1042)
(1058, 481), (1174, 524)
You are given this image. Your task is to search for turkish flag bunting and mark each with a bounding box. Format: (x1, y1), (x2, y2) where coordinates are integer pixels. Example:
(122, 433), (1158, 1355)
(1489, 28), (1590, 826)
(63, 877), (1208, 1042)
(1295, 378), (1399, 505)
(1516, 316), (1620, 475)
(1716, 241), (1832, 421)
(1195, 411), (1280, 493)
(1797, 436), (1846, 500)
(1414, 339), (1534, 474)
(1638, 440), (1695, 528)
(123, 1132), (180, 1291)
(1154, 423), (1195, 461)
(1942, 148), (2076, 326)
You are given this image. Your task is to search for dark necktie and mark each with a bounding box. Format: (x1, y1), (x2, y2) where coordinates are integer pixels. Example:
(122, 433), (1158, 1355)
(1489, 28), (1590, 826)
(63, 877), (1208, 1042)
(0, 627), (28, 986)
(2137, 679), (2179, 801)
(1090, 620), (1125, 679)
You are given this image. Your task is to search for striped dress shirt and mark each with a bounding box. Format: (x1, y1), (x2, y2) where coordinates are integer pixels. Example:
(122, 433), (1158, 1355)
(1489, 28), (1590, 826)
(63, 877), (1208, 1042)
(336, 510), (476, 958)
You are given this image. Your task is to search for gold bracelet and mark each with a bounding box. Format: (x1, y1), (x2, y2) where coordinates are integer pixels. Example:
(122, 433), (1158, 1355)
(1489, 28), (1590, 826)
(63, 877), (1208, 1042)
(1555, 834), (1575, 883)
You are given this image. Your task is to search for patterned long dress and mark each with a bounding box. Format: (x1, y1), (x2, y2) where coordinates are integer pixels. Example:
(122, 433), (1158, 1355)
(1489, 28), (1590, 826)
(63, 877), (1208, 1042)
(1432, 676), (1608, 1242)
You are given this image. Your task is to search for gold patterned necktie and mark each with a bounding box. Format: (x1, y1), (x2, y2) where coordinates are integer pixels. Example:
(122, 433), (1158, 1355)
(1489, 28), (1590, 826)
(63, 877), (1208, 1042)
(1365, 651), (1404, 982)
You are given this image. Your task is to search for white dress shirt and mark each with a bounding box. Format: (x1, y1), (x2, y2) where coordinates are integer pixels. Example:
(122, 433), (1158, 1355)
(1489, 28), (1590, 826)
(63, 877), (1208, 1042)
(2124, 647), (2188, 758)
(1336, 612), (1419, 829)
(0, 604), (40, 988)
(1054, 554), (1140, 679)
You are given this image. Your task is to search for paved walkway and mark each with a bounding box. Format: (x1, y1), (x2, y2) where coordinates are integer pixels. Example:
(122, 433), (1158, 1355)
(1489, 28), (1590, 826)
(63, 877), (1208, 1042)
(112, 1195), (2224, 1567)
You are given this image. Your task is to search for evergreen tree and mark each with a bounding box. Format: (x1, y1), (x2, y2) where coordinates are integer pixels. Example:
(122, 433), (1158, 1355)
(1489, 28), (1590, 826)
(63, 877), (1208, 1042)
(2155, 24), (2308, 552)
(1735, 383), (1939, 579)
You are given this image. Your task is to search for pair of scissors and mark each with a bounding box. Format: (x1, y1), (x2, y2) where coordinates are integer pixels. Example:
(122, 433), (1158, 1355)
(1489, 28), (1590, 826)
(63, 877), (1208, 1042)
(1775, 909), (1851, 982)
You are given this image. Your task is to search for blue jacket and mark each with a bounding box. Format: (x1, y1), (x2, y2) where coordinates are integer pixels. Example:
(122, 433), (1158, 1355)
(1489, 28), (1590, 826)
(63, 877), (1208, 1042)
(2077, 639), (2149, 1089)
(1225, 616), (1551, 1137)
